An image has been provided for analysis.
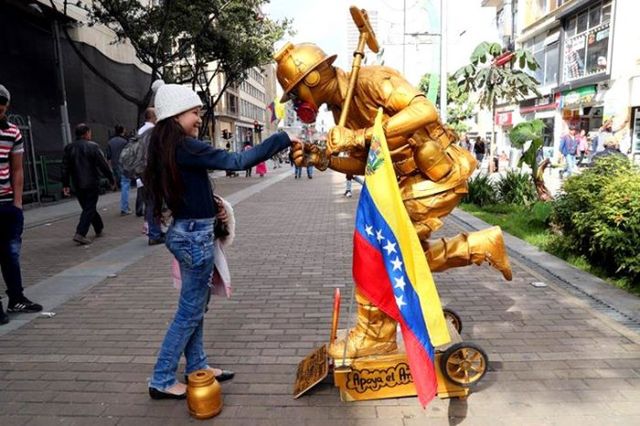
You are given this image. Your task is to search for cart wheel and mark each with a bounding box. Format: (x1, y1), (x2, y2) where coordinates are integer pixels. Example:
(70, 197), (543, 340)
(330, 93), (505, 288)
(440, 342), (488, 387)
(443, 308), (462, 333)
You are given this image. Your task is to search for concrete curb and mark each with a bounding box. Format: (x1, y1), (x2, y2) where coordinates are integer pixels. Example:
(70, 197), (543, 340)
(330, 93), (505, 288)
(450, 207), (640, 329)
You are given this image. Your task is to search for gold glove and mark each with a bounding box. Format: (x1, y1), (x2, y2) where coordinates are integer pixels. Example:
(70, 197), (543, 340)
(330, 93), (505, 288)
(327, 126), (367, 154)
(305, 144), (331, 171)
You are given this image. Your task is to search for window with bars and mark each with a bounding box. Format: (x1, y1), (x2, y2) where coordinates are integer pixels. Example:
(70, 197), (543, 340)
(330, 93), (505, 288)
(563, 1), (612, 82)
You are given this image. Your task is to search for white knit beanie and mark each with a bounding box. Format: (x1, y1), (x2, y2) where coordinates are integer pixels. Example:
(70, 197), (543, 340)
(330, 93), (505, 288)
(152, 79), (202, 122)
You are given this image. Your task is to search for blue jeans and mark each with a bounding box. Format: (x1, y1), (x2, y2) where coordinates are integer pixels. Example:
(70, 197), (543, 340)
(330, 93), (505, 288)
(120, 174), (130, 213)
(150, 218), (215, 390)
(143, 189), (162, 241)
(0, 203), (24, 301)
(294, 166), (302, 178)
(562, 154), (576, 177)
(307, 165), (314, 178)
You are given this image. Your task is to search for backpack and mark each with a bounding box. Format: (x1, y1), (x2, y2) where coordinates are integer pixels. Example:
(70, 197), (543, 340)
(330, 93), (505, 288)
(119, 136), (144, 178)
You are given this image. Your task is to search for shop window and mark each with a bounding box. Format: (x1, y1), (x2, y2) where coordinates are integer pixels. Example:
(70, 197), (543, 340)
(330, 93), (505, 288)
(602, 2), (611, 22)
(567, 17), (577, 36)
(563, 1), (611, 82)
(585, 25), (609, 75)
(588, 7), (601, 28)
(577, 11), (588, 33)
(524, 30), (559, 87)
(544, 43), (559, 86)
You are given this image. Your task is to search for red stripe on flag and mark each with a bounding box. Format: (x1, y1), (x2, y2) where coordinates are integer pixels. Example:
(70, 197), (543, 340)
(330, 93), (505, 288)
(353, 231), (438, 406)
(353, 231), (399, 319)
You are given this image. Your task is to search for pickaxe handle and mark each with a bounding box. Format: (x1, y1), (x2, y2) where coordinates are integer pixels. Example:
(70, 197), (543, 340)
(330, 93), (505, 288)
(338, 6), (380, 128)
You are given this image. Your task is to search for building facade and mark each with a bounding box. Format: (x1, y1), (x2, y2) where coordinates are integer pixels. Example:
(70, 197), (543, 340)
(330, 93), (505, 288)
(212, 66), (276, 153)
(484, 0), (640, 162)
(0, 0), (150, 155)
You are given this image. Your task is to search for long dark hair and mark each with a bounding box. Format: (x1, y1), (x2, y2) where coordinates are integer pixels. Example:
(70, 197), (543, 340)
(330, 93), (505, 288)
(144, 119), (185, 218)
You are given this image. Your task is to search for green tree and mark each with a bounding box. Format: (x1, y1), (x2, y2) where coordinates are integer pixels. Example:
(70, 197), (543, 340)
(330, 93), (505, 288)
(49, 0), (290, 129)
(453, 41), (541, 171)
(418, 73), (474, 133)
(508, 119), (553, 201)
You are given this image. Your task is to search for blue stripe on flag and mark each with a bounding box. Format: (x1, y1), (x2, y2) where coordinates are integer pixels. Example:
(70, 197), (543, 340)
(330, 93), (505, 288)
(355, 184), (435, 361)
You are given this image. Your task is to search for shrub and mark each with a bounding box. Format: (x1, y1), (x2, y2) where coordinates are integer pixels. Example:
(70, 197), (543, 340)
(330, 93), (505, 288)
(464, 174), (497, 207)
(530, 201), (552, 226)
(551, 156), (640, 286)
(496, 170), (537, 205)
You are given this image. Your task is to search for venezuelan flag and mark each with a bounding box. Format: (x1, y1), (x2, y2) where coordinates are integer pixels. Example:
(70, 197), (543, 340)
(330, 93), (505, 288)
(352, 108), (450, 406)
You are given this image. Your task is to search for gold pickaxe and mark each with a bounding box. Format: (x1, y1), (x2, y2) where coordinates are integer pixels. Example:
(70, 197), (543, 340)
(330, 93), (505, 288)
(338, 6), (380, 127)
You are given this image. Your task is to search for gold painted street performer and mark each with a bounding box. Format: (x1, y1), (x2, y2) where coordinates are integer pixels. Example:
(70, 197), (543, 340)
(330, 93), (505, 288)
(275, 38), (512, 363)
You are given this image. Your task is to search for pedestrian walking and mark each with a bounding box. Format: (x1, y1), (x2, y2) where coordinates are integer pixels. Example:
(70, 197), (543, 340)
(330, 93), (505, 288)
(344, 174), (364, 198)
(459, 133), (471, 151)
(473, 137), (485, 167)
(576, 128), (589, 166)
(559, 125), (578, 179)
(224, 142), (237, 177)
(144, 80), (293, 400)
(593, 120), (612, 155)
(290, 148), (302, 179)
(136, 108), (164, 245)
(255, 160), (267, 177)
(242, 141), (253, 177)
(61, 123), (115, 245)
(106, 125), (131, 214)
(0, 84), (42, 324)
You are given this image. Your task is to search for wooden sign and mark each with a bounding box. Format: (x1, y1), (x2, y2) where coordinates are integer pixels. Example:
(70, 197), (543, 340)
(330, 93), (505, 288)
(334, 353), (417, 402)
(293, 345), (329, 398)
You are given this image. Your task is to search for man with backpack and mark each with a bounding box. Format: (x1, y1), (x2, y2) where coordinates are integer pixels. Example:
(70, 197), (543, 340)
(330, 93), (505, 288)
(119, 130), (146, 215)
(559, 125), (579, 179)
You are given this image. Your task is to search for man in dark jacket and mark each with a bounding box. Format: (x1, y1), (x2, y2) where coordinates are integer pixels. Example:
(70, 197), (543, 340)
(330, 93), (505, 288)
(62, 124), (115, 245)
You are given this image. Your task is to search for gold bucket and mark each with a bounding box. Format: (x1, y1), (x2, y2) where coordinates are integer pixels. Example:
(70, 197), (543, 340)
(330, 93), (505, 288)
(186, 369), (223, 419)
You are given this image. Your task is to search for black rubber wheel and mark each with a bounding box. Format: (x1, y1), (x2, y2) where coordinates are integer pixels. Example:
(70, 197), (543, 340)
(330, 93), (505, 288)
(440, 342), (488, 387)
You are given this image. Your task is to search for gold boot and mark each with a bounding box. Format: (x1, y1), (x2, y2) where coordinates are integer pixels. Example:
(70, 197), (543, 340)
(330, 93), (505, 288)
(424, 226), (512, 280)
(328, 289), (398, 361)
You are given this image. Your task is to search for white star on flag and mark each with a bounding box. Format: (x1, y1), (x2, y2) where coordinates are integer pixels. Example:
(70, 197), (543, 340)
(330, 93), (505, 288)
(394, 276), (406, 291)
(396, 295), (407, 309)
(391, 257), (403, 271)
(383, 241), (397, 255)
(376, 229), (385, 243)
(365, 225), (374, 236)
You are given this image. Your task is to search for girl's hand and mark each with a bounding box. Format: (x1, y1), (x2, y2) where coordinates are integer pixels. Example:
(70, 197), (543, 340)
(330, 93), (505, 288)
(215, 197), (229, 224)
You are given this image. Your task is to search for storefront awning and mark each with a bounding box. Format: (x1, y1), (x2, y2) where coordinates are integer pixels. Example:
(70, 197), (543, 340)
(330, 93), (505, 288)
(561, 85), (597, 109)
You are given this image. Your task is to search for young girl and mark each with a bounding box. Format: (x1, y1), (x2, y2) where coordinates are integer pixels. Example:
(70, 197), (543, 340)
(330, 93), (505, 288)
(145, 81), (293, 399)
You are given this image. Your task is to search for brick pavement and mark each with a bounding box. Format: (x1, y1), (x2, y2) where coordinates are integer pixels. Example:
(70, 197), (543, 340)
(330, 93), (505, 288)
(0, 166), (639, 425)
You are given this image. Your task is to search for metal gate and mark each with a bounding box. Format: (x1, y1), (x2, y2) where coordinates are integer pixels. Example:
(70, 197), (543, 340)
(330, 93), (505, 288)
(7, 114), (41, 204)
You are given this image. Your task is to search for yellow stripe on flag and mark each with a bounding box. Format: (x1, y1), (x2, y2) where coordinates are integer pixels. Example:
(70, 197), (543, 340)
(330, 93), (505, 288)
(366, 109), (450, 347)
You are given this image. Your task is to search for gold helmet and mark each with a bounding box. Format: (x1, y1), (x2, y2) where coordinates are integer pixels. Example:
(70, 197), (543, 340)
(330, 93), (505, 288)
(274, 42), (337, 102)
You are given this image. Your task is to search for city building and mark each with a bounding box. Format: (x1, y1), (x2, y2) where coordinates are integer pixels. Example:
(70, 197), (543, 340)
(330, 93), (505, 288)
(483, 0), (640, 161)
(212, 66), (276, 153)
(0, 0), (150, 154)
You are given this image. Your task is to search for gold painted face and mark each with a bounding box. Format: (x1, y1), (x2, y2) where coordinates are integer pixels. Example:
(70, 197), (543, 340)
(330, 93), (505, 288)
(274, 42), (337, 103)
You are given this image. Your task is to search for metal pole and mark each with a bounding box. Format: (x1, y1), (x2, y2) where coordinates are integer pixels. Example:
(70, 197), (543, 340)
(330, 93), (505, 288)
(439, 0), (447, 123)
(402, 0), (406, 75)
(53, 20), (72, 146)
(27, 116), (42, 204)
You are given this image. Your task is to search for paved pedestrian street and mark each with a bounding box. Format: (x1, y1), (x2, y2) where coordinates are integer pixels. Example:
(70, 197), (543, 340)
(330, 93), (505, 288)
(1, 168), (639, 425)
